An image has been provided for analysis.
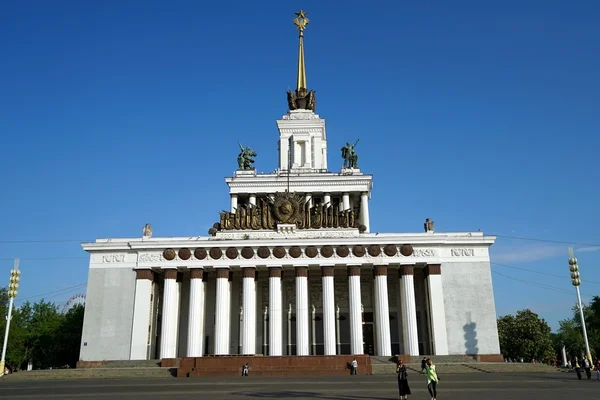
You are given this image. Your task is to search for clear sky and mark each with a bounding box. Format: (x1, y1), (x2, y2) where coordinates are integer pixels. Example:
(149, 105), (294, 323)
(0, 0), (598, 329)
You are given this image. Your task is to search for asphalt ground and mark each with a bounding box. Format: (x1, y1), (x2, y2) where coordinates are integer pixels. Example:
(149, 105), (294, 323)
(0, 373), (597, 399)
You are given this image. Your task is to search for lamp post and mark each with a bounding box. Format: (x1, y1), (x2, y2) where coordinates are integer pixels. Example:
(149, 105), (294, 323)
(568, 248), (591, 361)
(0, 258), (20, 376)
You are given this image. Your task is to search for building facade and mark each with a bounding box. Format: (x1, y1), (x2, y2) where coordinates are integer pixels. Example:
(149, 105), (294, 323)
(78, 11), (501, 362)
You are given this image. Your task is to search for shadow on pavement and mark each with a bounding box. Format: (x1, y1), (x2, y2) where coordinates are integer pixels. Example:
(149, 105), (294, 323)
(232, 391), (395, 400)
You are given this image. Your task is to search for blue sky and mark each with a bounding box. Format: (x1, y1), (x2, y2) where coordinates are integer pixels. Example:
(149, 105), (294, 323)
(0, 0), (598, 329)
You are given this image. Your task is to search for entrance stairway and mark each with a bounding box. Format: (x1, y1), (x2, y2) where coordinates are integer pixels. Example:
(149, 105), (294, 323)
(3, 360), (174, 381)
(370, 355), (560, 375)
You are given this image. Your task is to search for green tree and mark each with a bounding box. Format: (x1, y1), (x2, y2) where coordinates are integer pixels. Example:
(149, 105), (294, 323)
(56, 304), (84, 368)
(555, 318), (586, 360)
(497, 309), (554, 361)
(28, 300), (64, 369)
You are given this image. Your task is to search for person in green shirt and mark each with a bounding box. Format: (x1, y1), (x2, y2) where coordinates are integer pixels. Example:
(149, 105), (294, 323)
(425, 358), (439, 400)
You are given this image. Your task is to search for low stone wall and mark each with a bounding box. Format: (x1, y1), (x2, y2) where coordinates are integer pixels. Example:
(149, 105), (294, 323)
(170, 355), (372, 377)
(76, 361), (109, 368)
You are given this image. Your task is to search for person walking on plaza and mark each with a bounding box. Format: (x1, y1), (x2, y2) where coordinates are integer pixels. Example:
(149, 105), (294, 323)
(571, 358), (581, 380)
(420, 357), (427, 373)
(396, 360), (411, 399)
(425, 358), (439, 400)
(350, 358), (358, 375)
(595, 359), (600, 381)
(583, 356), (592, 380)
(241, 363), (249, 376)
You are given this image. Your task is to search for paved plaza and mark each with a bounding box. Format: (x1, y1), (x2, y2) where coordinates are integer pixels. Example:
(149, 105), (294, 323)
(0, 373), (597, 399)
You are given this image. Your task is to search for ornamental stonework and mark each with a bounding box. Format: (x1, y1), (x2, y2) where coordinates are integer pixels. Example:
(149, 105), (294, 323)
(305, 246), (318, 258)
(400, 244), (413, 257)
(178, 248), (191, 260)
(273, 246), (286, 259)
(336, 245), (349, 257)
(352, 245), (365, 257)
(367, 245), (381, 257)
(209, 247), (223, 259)
(194, 248), (207, 260)
(226, 247), (239, 259)
(163, 248), (176, 261)
(320, 245), (334, 258)
(384, 244), (398, 257)
(241, 247), (254, 259)
(257, 247), (271, 259)
(289, 246), (302, 258)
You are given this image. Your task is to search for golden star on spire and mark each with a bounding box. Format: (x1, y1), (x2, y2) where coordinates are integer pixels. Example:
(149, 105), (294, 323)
(293, 9), (309, 33)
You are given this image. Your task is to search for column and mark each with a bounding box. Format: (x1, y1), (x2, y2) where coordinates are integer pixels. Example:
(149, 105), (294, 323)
(214, 269), (231, 355)
(360, 192), (370, 233)
(305, 193), (313, 209)
(324, 193), (331, 207)
(249, 194), (256, 206)
(159, 270), (180, 359)
(425, 264), (449, 355)
(374, 266), (392, 356)
(230, 194), (238, 212)
(400, 265), (419, 356)
(187, 269), (205, 357)
(295, 267), (309, 356)
(241, 268), (257, 355)
(347, 266), (363, 355)
(269, 267), (283, 356)
(342, 192), (350, 211)
(321, 266), (336, 355)
(130, 270), (154, 360)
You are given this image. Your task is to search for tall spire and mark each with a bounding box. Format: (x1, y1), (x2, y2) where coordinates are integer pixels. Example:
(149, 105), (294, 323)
(287, 10), (316, 112)
(294, 10), (309, 93)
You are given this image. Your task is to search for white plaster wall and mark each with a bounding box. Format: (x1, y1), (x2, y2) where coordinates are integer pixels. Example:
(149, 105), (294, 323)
(79, 268), (136, 361)
(442, 261), (501, 355)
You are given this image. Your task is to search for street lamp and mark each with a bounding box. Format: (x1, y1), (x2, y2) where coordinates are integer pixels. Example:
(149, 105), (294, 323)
(0, 258), (20, 376)
(568, 248), (591, 361)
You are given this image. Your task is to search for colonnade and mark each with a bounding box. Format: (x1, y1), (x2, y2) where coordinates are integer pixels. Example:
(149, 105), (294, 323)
(129, 264), (449, 360)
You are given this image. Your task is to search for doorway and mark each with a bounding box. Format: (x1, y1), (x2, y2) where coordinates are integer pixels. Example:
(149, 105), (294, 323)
(363, 323), (375, 355)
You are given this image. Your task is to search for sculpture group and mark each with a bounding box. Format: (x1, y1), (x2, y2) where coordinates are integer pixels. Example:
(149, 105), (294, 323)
(341, 140), (359, 169)
(212, 192), (362, 234)
(237, 142), (257, 170)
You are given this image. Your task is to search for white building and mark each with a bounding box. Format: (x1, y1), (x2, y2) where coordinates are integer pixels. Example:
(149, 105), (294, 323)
(79, 11), (501, 363)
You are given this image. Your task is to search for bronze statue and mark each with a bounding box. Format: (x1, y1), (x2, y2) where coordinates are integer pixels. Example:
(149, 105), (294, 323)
(286, 89), (317, 112)
(341, 140), (359, 169)
(237, 142), (257, 170)
(424, 218), (434, 232)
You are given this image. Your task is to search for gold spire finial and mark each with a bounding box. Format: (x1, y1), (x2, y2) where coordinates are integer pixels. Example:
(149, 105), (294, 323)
(293, 10), (309, 93)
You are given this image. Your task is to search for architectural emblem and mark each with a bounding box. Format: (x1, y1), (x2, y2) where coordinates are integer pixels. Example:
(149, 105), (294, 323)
(451, 248), (475, 257)
(237, 142), (257, 170)
(412, 248), (437, 257)
(138, 253), (163, 262)
(101, 254), (125, 263)
(212, 191), (360, 234)
(341, 140), (359, 169)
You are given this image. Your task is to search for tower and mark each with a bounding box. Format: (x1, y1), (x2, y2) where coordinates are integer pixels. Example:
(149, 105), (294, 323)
(277, 10), (327, 172)
(224, 10), (373, 233)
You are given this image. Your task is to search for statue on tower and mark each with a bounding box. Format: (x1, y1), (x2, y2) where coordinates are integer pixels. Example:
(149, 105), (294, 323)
(286, 10), (317, 112)
(237, 142), (257, 170)
(341, 139), (359, 169)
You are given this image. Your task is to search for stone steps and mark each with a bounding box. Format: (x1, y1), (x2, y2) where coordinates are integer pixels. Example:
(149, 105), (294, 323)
(2, 367), (174, 381)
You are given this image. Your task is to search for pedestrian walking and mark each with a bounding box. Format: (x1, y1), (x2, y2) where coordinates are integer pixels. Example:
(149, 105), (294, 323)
(396, 360), (411, 399)
(595, 359), (600, 381)
(425, 358), (439, 400)
(583, 357), (592, 380)
(241, 363), (249, 376)
(351, 358), (358, 375)
(572, 358), (581, 380)
(420, 357), (427, 373)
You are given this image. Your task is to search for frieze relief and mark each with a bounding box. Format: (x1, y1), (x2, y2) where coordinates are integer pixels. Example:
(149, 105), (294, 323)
(101, 254), (126, 263)
(138, 253), (164, 263)
(411, 248), (437, 257)
(451, 248), (475, 257)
